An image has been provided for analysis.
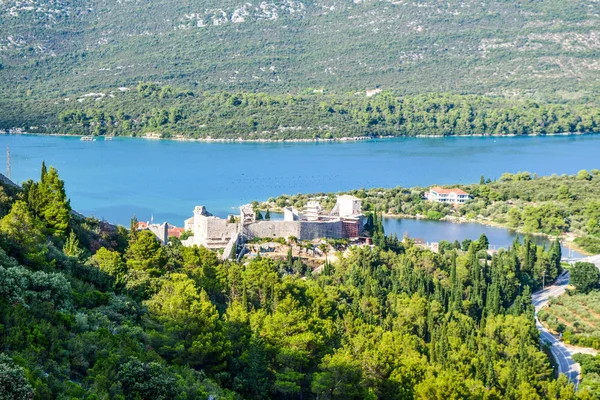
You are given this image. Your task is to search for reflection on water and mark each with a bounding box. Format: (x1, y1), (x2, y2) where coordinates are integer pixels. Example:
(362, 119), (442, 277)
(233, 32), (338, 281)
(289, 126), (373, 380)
(383, 217), (583, 258)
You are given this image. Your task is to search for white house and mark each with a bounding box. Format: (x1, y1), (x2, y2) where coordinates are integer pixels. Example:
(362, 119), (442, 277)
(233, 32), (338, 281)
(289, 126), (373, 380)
(426, 187), (470, 204)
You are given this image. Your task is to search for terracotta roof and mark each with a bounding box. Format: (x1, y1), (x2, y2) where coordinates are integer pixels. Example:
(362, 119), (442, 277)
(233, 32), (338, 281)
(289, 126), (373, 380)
(168, 227), (184, 238)
(430, 186), (469, 195)
(136, 221), (148, 229)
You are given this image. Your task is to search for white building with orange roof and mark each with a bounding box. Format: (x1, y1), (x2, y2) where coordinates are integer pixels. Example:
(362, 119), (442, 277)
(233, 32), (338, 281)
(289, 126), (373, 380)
(426, 187), (470, 204)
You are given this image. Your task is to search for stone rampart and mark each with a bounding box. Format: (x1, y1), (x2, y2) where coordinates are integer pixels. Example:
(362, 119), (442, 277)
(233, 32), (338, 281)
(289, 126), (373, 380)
(244, 221), (301, 240)
(195, 217), (237, 248)
(244, 220), (344, 241)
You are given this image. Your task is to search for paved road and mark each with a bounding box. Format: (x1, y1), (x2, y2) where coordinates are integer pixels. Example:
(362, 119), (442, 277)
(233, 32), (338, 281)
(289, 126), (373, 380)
(582, 254), (600, 270)
(532, 272), (581, 388)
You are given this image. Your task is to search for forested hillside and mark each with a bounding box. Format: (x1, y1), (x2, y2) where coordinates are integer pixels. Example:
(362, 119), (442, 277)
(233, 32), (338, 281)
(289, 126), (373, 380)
(3, 84), (600, 139)
(2, 0), (600, 98)
(1, 166), (597, 399)
(2, 0), (600, 137)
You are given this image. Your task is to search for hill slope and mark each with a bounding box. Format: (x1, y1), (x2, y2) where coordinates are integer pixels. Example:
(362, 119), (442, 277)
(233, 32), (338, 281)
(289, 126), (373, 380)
(1, 0), (600, 100)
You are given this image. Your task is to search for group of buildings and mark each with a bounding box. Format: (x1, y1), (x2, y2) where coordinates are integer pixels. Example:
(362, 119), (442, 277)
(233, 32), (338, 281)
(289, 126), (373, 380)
(136, 187), (471, 256)
(179, 195), (365, 258)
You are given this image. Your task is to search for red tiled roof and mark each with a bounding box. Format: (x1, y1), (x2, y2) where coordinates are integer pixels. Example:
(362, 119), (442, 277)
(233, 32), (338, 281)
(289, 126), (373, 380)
(168, 227), (184, 238)
(136, 221), (148, 229)
(430, 186), (469, 195)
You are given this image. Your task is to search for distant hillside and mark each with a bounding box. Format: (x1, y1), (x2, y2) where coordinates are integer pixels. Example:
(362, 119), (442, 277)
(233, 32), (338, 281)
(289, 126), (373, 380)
(2, 0), (600, 138)
(1, 0), (600, 99)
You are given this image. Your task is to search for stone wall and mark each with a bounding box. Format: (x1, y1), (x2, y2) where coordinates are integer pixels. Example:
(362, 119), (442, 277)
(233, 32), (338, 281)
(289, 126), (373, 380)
(244, 220), (344, 241)
(243, 221), (301, 240)
(193, 216), (238, 248)
(147, 222), (168, 244)
(222, 232), (240, 260)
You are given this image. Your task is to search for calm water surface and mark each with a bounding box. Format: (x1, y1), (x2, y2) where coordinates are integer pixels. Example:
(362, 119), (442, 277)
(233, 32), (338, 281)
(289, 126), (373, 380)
(383, 218), (580, 257)
(0, 134), (597, 255)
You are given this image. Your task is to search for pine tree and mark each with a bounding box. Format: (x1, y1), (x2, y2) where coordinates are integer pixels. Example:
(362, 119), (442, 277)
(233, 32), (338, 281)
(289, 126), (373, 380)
(42, 167), (71, 237)
(264, 209), (271, 220)
(22, 163), (71, 237)
(63, 231), (83, 259)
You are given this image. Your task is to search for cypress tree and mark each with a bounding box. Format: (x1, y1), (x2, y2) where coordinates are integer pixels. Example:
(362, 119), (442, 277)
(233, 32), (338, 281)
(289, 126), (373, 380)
(40, 161), (48, 181)
(469, 243), (483, 318)
(486, 256), (501, 315)
(450, 251), (462, 313)
(286, 247), (293, 269)
(129, 216), (139, 243)
(548, 238), (562, 279)
(427, 307), (436, 362)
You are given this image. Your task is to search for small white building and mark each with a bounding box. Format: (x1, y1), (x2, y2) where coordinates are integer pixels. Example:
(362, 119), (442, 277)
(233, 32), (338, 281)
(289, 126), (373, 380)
(426, 187), (470, 204)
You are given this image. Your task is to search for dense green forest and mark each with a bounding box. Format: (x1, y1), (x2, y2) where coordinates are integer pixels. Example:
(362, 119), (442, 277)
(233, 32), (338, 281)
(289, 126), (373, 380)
(1, 165), (598, 399)
(3, 84), (600, 139)
(262, 170), (600, 253)
(3, 0), (600, 138)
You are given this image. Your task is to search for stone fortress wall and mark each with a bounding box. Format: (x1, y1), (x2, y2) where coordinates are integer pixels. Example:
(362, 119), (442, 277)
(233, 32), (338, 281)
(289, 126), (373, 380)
(242, 220), (344, 241)
(182, 195), (364, 249)
(203, 217), (238, 247)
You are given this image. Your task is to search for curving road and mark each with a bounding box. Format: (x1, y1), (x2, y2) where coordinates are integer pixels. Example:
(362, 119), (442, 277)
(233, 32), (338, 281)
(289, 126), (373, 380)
(532, 272), (581, 388)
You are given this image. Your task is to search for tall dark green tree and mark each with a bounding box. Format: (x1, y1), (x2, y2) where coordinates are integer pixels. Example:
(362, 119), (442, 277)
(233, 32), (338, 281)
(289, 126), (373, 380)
(478, 233), (489, 250)
(22, 163), (71, 237)
(548, 238), (562, 280)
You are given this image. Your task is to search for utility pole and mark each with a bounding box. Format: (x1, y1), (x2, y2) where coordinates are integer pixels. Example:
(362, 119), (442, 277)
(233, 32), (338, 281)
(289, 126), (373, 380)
(542, 270), (545, 290)
(6, 145), (10, 180)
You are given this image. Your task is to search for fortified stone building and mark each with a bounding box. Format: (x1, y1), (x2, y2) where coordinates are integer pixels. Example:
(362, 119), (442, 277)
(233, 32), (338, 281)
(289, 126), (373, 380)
(181, 195), (365, 250)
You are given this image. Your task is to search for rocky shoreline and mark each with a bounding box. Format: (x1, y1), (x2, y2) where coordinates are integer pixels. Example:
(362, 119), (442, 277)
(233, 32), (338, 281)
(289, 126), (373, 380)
(2, 130), (596, 143)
